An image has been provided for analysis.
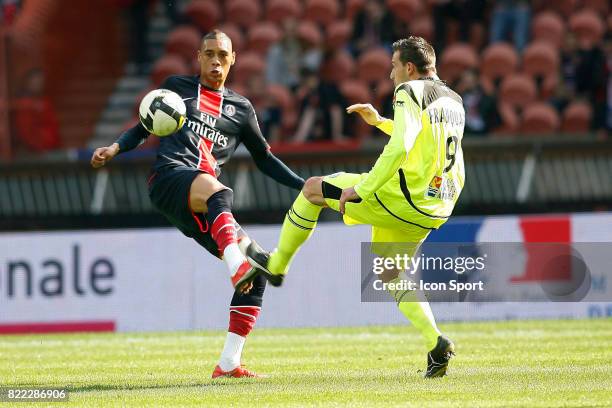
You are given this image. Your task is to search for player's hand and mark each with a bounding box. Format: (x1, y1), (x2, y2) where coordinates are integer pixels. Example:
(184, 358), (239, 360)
(91, 143), (119, 168)
(346, 103), (385, 126)
(339, 187), (360, 215)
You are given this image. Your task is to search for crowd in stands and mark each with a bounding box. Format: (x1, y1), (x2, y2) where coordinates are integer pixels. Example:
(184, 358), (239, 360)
(6, 0), (612, 154)
(151, 0), (610, 145)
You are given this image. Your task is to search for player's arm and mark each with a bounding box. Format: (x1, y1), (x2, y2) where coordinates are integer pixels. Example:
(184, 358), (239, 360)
(353, 87), (423, 200)
(346, 103), (394, 136)
(91, 76), (180, 168)
(242, 103), (305, 190)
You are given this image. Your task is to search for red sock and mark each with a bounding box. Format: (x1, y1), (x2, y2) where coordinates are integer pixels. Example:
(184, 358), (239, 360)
(210, 212), (237, 253)
(228, 306), (261, 337)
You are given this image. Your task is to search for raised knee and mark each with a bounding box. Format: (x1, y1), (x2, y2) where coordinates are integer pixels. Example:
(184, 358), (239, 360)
(302, 176), (323, 203)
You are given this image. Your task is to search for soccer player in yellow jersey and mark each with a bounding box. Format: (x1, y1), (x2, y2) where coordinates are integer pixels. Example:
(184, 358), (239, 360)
(248, 36), (465, 377)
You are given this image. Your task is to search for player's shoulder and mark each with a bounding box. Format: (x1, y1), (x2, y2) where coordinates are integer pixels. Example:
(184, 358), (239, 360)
(160, 75), (198, 89)
(394, 78), (462, 109)
(224, 87), (255, 111)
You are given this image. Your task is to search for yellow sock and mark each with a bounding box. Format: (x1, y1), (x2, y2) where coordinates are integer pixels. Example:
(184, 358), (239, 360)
(268, 192), (322, 275)
(388, 276), (441, 350)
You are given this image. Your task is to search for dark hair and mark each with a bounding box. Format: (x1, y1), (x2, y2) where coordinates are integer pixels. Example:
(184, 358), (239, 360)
(202, 29), (231, 44)
(392, 36), (436, 74)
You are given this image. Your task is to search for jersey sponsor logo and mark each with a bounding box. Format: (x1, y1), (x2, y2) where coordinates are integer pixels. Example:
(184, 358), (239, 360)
(200, 112), (217, 128)
(224, 104), (236, 117)
(186, 118), (229, 148)
(425, 175), (456, 201)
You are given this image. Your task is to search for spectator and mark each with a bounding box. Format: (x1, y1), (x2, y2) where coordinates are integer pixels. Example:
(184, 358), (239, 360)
(291, 69), (347, 143)
(245, 74), (283, 143)
(12, 69), (61, 152)
(573, 37), (607, 132)
(489, 0), (531, 53)
(456, 69), (500, 135)
(350, 0), (402, 57)
(551, 33), (579, 113)
(266, 18), (322, 90)
(0, 0), (19, 26)
(605, 34), (612, 134)
(432, 0), (487, 53)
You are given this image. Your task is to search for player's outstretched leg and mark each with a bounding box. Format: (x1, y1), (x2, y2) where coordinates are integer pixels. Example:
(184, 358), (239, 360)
(258, 178), (325, 285)
(212, 274), (267, 378)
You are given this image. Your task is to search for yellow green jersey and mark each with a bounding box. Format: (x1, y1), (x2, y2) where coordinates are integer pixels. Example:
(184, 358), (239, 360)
(353, 79), (465, 230)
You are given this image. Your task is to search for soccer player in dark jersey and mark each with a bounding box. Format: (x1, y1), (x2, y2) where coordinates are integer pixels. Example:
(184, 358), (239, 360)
(90, 30), (304, 378)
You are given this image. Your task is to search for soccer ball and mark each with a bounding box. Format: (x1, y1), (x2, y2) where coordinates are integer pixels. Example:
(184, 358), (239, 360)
(138, 89), (187, 137)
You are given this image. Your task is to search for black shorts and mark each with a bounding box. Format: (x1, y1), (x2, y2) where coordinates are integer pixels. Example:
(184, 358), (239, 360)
(148, 167), (221, 258)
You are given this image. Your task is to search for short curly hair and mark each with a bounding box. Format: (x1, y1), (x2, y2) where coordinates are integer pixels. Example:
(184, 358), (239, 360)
(392, 36), (436, 75)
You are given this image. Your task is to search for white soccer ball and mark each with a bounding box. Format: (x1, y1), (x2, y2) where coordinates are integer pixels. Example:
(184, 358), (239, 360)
(138, 89), (187, 137)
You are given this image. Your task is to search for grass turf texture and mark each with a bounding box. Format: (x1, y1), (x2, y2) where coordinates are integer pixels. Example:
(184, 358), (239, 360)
(1, 319), (611, 407)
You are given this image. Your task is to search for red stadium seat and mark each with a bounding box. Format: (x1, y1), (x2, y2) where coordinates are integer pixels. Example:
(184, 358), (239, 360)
(340, 80), (371, 104)
(304, 0), (339, 26)
(357, 47), (391, 84)
(346, 0), (365, 19)
(231, 52), (265, 84)
(297, 21), (323, 47)
(266, 0), (302, 23)
(569, 9), (605, 45)
(532, 11), (565, 48)
(481, 43), (519, 83)
(267, 84), (293, 112)
(562, 101), (592, 133)
(217, 23), (245, 52)
(151, 55), (189, 87)
(439, 43), (479, 84)
(320, 51), (356, 82)
(500, 74), (537, 108)
(225, 0), (261, 30)
(165, 26), (201, 63)
(326, 20), (352, 49)
(495, 102), (520, 134)
(583, 0), (609, 14)
(411, 16), (434, 43)
(385, 0), (421, 23)
(374, 79), (394, 107)
(522, 41), (559, 79)
(183, 0), (219, 32)
(521, 103), (560, 134)
(247, 23), (281, 55)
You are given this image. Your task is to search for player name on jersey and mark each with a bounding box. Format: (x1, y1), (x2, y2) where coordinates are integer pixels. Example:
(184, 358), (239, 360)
(427, 107), (465, 126)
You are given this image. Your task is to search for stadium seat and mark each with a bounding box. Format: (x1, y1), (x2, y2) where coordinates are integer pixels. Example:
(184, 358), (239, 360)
(481, 43), (519, 83)
(374, 79), (394, 107)
(217, 23), (245, 52)
(326, 20), (352, 49)
(340, 80), (371, 104)
(357, 47), (391, 84)
(297, 21), (323, 47)
(165, 26), (201, 63)
(411, 16), (434, 43)
(385, 0), (421, 23)
(304, 0), (339, 26)
(320, 51), (356, 82)
(500, 74), (537, 108)
(569, 9), (605, 45)
(346, 0), (365, 19)
(151, 55), (189, 87)
(267, 84), (293, 112)
(561, 101), (592, 133)
(183, 0), (219, 32)
(247, 22), (281, 55)
(583, 0), (609, 14)
(439, 43), (479, 84)
(522, 42), (559, 79)
(224, 0), (261, 30)
(266, 0), (302, 24)
(495, 102), (520, 134)
(521, 103), (560, 134)
(231, 52), (265, 84)
(532, 11), (565, 48)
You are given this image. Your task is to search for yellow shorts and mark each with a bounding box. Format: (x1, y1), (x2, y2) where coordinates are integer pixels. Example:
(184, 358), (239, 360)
(321, 172), (433, 256)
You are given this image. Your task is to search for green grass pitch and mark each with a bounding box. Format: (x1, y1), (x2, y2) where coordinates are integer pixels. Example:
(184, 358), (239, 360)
(1, 319), (611, 407)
